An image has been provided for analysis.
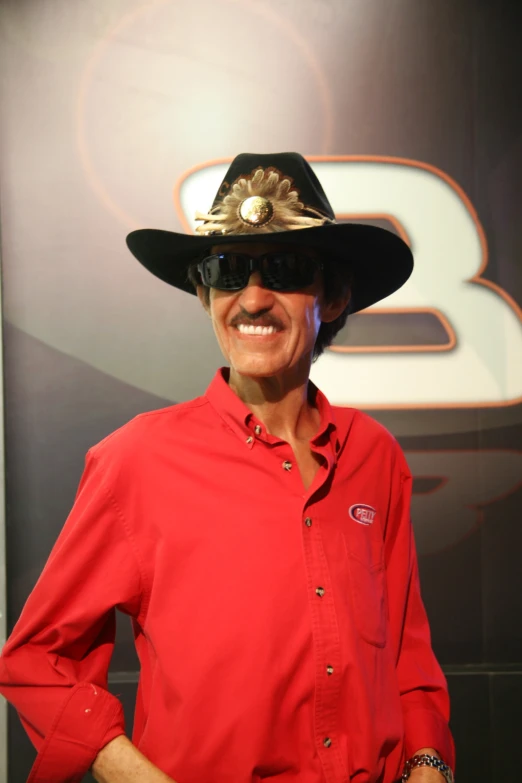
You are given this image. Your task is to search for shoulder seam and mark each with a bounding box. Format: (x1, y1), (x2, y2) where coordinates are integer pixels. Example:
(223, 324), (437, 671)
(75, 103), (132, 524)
(89, 397), (210, 453)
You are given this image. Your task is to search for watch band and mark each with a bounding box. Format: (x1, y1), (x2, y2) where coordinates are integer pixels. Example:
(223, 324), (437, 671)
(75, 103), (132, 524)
(401, 754), (454, 783)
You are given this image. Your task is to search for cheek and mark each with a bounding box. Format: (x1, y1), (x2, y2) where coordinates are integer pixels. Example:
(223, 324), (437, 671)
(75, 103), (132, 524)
(211, 312), (227, 341)
(302, 300), (322, 335)
(208, 291), (223, 325)
(209, 296), (232, 346)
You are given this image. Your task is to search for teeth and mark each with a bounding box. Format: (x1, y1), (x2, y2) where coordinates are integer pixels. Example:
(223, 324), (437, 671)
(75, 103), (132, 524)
(237, 324), (276, 335)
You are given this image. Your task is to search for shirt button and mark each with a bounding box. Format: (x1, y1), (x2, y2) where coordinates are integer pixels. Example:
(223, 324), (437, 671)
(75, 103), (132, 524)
(254, 425), (262, 435)
(304, 517), (312, 527)
(315, 586), (325, 597)
(326, 665), (334, 675)
(246, 436), (253, 445)
(323, 737), (332, 748)
(282, 460), (292, 471)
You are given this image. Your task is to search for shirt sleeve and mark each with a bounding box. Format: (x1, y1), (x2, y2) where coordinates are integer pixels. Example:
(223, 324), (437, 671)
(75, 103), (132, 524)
(384, 445), (456, 772)
(0, 448), (145, 782)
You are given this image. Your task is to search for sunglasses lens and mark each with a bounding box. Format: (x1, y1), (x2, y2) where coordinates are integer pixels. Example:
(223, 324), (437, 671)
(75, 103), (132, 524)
(260, 254), (319, 290)
(199, 252), (320, 291)
(200, 254), (249, 289)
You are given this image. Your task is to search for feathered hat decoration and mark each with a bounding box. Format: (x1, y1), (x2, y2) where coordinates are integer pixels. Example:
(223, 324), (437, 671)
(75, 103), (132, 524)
(194, 166), (336, 236)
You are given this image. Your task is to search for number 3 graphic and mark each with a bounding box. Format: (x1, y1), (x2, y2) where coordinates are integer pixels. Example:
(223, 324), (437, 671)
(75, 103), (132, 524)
(176, 156), (522, 409)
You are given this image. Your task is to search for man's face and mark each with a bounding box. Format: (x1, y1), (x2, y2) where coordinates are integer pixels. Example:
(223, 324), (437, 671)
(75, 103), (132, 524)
(196, 241), (344, 379)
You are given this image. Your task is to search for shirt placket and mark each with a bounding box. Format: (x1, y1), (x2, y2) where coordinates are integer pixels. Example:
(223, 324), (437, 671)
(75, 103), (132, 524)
(302, 449), (349, 783)
(246, 419), (349, 782)
(247, 422), (303, 494)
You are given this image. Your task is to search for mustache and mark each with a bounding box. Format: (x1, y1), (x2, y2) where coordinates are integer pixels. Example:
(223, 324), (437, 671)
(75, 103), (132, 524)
(230, 309), (284, 329)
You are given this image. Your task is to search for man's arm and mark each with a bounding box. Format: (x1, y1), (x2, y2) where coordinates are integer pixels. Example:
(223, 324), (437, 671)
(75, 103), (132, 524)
(0, 450), (146, 781)
(384, 447), (456, 772)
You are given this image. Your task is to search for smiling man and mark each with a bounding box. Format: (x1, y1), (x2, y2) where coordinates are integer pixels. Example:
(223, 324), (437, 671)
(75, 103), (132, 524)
(0, 153), (455, 783)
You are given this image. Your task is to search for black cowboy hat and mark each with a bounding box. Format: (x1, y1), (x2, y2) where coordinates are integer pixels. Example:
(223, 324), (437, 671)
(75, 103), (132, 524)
(126, 152), (413, 314)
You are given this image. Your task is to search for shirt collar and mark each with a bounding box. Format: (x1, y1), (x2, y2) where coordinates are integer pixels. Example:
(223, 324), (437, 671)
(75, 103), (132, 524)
(205, 367), (341, 456)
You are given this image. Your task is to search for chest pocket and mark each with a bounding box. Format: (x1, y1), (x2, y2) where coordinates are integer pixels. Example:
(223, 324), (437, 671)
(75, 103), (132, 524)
(343, 518), (387, 648)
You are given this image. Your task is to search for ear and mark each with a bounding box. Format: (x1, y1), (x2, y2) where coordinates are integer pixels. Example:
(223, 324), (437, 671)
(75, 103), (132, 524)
(320, 285), (352, 324)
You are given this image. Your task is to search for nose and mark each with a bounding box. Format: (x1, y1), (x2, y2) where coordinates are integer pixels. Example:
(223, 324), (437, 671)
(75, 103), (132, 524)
(238, 270), (275, 310)
(246, 270), (263, 288)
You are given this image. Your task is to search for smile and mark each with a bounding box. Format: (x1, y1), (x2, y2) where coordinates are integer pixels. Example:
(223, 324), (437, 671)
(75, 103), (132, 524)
(236, 324), (278, 335)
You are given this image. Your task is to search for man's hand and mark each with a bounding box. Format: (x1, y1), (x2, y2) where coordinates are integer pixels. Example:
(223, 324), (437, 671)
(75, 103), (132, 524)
(91, 735), (178, 783)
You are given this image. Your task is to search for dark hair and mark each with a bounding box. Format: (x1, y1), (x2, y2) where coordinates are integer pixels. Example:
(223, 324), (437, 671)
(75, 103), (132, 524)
(187, 255), (353, 362)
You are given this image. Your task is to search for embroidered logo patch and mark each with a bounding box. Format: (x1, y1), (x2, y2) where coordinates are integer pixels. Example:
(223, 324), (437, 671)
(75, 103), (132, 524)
(349, 504), (376, 526)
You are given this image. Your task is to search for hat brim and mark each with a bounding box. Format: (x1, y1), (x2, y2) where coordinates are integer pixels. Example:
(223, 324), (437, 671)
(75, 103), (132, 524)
(126, 223), (413, 314)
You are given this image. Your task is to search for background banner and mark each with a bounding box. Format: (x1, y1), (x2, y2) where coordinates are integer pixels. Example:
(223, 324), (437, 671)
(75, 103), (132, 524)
(0, 1), (521, 781)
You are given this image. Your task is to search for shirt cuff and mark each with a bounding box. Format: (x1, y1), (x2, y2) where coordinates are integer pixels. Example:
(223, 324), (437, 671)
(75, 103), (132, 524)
(403, 708), (456, 771)
(27, 682), (126, 783)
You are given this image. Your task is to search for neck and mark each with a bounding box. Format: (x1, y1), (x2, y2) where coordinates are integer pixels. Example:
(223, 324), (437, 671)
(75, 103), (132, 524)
(228, 360), (321, 443)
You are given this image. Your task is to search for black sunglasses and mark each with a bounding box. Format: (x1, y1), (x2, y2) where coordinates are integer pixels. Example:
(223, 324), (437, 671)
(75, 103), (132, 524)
(197, 252), (323, 292)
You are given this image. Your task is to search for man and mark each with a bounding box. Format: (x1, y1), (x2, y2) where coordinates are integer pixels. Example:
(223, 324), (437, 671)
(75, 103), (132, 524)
(0, 153), (455, 783)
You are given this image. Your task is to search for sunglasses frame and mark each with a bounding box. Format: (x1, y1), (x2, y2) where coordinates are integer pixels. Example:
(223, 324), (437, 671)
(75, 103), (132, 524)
(197, 251), (324, 292)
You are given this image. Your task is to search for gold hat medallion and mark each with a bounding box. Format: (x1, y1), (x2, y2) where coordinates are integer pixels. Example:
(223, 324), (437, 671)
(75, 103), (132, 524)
(238, 196), (274, 227)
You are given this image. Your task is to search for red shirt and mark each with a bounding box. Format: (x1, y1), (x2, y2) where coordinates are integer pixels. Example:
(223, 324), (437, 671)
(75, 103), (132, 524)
(0, 368), (454, 783)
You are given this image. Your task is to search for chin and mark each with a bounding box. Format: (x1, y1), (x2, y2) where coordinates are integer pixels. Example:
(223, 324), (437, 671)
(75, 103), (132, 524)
(230, 355), (288, 378)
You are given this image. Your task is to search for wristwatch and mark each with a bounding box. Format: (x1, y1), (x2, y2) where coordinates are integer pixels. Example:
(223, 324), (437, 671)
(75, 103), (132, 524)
(402, 754), (454, 783)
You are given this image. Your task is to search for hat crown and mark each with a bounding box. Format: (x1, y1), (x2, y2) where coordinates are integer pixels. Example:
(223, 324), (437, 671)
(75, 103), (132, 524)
(215, 152), (335, 219)
(194, 152), (336, 237)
